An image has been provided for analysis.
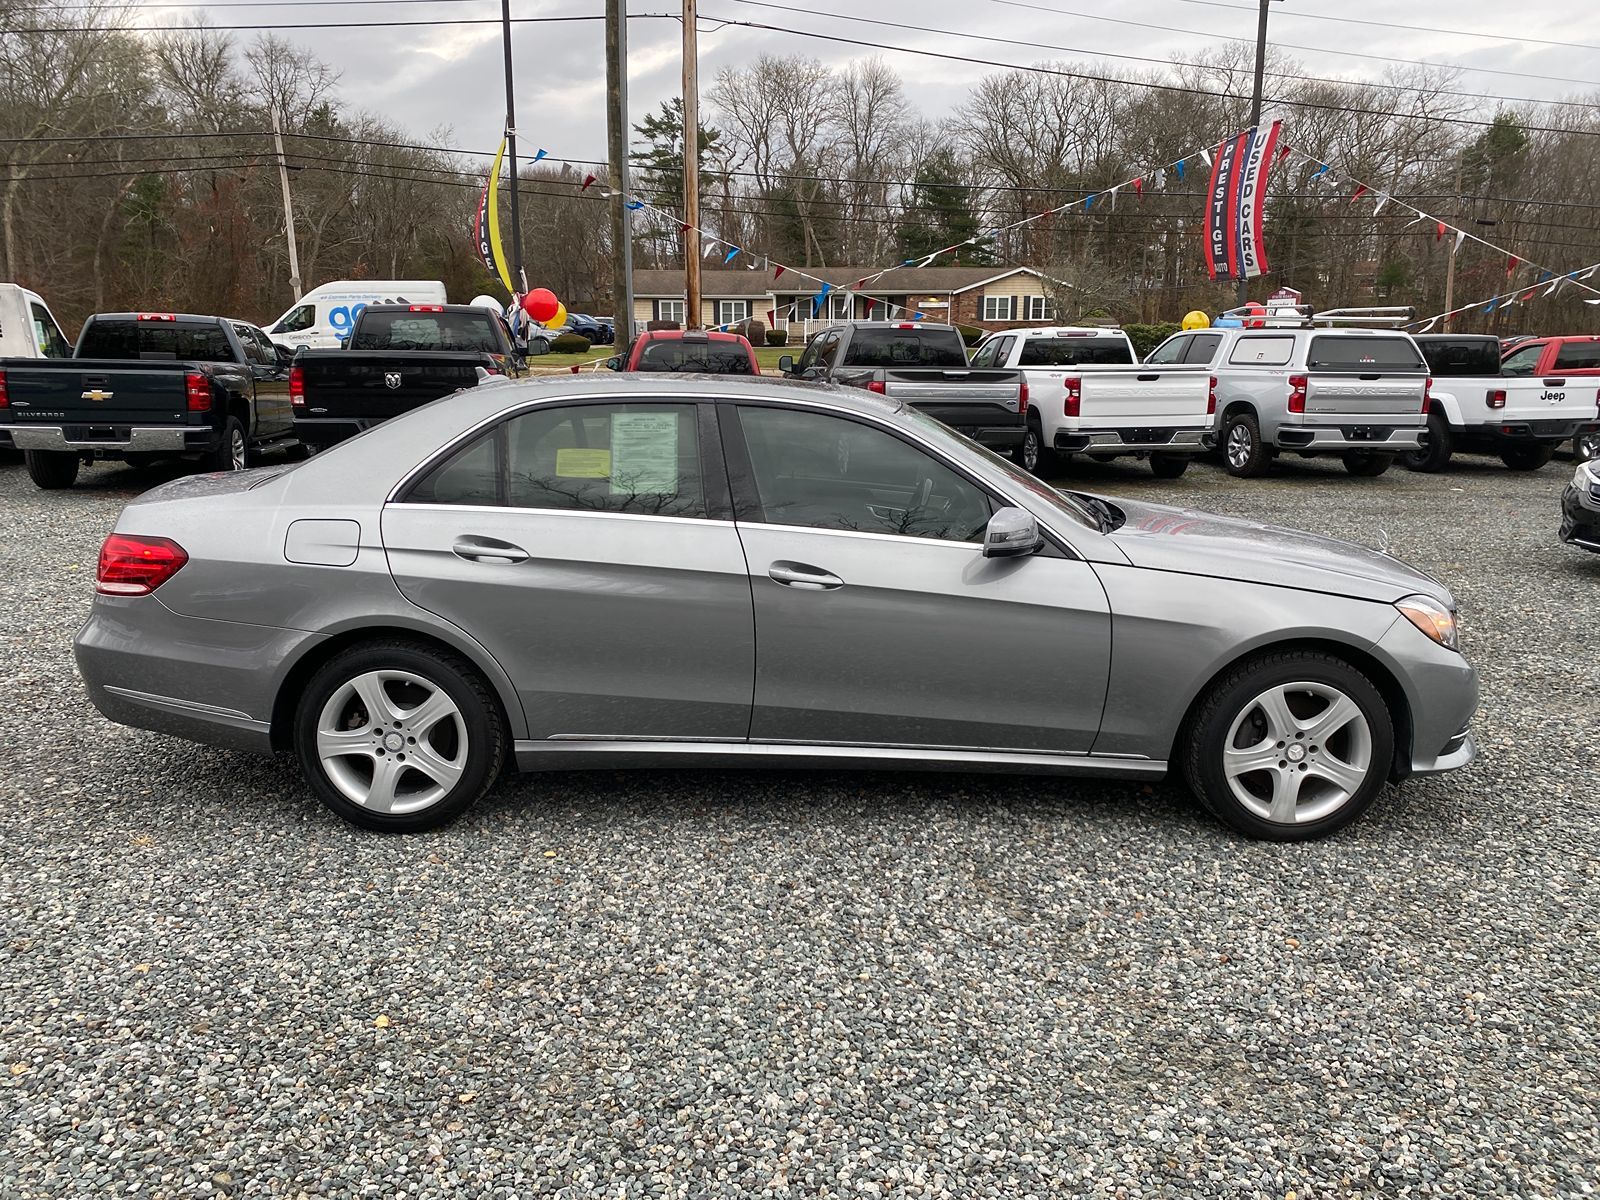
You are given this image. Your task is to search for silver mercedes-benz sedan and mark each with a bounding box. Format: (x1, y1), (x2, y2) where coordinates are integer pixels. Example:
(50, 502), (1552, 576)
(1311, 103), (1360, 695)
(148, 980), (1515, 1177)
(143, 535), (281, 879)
(76, 375), (1477, 840)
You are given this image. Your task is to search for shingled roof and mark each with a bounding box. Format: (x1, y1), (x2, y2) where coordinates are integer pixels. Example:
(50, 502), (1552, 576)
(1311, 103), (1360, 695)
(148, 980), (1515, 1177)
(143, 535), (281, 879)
(631, 266), (1058, 297)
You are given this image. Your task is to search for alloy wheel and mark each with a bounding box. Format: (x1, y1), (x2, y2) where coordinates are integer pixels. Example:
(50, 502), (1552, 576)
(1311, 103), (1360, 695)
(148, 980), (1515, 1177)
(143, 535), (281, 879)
(1022, 427), (1040, 473)
(229, 426), (247, 471)
(1222, 681), (1373, 825)
(1577, 432), (1600, 462)
(1226, 423), (1253, 469)
(315, 669), (468, 814)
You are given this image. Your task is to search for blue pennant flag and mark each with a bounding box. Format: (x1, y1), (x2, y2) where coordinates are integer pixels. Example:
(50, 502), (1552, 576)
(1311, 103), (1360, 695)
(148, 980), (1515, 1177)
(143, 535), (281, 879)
(812, 282), (833, 315)
(912, 311), (926, 321)
(1311, 163), (1330, 181)
(624, 199), (643, 210)
(1173, 160), (1185, 181)
(1485, 298), (1499, 313)
(724, 247), (740, 264)
(1084, 194), (1096, 212)
(1538, 270), (1553, 282)
(533, 148), (547, 162)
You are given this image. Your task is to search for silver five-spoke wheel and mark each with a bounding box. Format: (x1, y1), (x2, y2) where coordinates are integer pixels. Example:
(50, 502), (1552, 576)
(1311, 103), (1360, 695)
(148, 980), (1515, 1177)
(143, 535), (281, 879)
(1222, 681), (1373, 825)
(315, 669), (468, 814)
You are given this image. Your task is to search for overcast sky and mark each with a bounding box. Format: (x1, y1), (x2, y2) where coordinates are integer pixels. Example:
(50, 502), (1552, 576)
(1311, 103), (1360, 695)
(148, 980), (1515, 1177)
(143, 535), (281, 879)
(143, 1), (1600, 164)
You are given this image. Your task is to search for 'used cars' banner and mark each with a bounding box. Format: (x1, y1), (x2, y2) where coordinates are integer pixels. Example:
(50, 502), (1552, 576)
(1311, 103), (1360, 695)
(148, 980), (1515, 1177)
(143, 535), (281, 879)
(1205, 121), (1281, 281)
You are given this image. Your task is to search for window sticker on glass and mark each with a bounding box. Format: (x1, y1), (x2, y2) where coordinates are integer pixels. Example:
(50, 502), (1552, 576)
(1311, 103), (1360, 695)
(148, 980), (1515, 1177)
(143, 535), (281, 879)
(610, 411), (679, 495)
(555, 447), (612, 478)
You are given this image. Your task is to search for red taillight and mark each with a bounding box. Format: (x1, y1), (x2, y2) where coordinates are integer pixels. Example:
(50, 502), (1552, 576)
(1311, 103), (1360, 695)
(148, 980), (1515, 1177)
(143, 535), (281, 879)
(896, 322), (915, 330)
(289, 365), (305, 407)
(0, 368), (8, 409)
(1207, 375), (1218, 416)
(1422, 376), (1433, 414)
(866, 380), (887, 394)
(1287, 374), (1308, 414)
(408, 304), (445, 312)
(1018, 380), (1029, 415)
(137, 312), (176, 322)
(1063, 376), (1082, 418)
(185, 372), (211, 413)
(96, 534), (188, 596)
(1486, 388), (1506, 410)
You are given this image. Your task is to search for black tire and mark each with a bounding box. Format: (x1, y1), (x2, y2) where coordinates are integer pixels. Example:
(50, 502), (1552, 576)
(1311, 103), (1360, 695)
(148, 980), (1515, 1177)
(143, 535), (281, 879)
(1402, 411), (1453, 473)
(23, 449), (79, 489)
(1221, 410), (1271, 477)
(293, 639), (507, 832)
(1149, 452), (1190, 479)
(283, 441), (311, 462)
(207, 416), (249, 472)
(1500, 443), (1555, 471)
(1342, 451), (1393, 477)
(122, 452), (165, 470)
(1182, 649), (1395, 842)
(1574, 431), (1600, 463)
(1019, 415), (1056, 477)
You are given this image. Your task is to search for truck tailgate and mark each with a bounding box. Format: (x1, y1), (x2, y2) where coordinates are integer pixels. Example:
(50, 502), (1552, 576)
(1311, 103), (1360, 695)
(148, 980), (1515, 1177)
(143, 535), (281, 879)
(1499, 376), (1599, 422)
(1, 361), (188, 425)
(298, 352), (483, 418)
(1305, 373), (1427, 418)
(1049, 368), (1210, 423)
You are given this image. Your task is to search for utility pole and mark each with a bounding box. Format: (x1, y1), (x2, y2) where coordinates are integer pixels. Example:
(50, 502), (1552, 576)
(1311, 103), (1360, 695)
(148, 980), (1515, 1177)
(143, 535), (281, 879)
(1442, 151), (1464, 329)
(607, 0), (634, 338)
(271, 106), (302, 301)
(682, 0), (702, 329)
(1238, 0), (1271, 307)
(499, 0), (526, 292)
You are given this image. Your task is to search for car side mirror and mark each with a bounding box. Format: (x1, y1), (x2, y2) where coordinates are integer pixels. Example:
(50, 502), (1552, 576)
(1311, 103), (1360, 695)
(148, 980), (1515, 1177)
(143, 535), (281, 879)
(778, 354), (795, 374)
(982, 507), (1042, 558)
(605, 357), (621, 371)
(275, 345), (293, 366)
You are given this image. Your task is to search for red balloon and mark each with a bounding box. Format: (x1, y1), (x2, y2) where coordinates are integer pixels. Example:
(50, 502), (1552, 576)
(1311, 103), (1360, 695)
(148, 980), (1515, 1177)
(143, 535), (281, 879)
(1242, 300), (1267, 329)
(521, 288), (559, 322)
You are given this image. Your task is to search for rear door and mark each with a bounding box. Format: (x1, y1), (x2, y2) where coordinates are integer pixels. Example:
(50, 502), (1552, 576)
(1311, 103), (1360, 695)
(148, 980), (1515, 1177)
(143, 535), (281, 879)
(1302, 335), (1428, 418)
(382, 399), (755, 740)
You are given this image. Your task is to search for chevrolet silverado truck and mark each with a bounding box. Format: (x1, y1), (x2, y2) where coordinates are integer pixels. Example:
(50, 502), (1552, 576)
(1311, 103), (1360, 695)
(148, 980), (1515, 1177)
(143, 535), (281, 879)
(1403, 334), (1600, 472)
(0, 311), (295, 489)
(974, 325), (1214, 478)
(291, 303), (513, 451)
(779, 321), (1027, 452)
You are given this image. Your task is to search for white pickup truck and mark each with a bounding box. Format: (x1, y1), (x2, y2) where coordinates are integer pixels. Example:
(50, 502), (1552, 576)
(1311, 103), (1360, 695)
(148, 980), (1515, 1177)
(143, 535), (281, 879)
(1406, 334), (1600, 472)
(970, 326), (1215, 478)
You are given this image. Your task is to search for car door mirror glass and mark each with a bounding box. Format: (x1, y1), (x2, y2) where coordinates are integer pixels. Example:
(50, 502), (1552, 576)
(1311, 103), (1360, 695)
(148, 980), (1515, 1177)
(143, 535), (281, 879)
(982, 506), (1042, 558)
(778, 354), (794, 373)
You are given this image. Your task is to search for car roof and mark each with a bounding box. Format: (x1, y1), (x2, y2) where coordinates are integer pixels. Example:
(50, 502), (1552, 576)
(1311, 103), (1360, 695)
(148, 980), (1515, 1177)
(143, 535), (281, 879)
(359, 303), (491, 314)
(1004, 326), (1128, 338)
(638, 329), (750, 344)
(89, 312), (227, 324)
(829, 320), (958, 331)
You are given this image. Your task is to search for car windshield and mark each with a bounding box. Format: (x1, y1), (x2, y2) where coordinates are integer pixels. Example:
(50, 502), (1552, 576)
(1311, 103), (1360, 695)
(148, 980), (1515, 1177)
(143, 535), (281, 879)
(1018, 338), (1135, 367)
(77, 319), (233, 361)
(842, 328), (968, 368)
(636, 341), (754, 373)
(350, 311), (502, 353)
(1307, 336), (1424, 370)
(900, 406), (1100, 532)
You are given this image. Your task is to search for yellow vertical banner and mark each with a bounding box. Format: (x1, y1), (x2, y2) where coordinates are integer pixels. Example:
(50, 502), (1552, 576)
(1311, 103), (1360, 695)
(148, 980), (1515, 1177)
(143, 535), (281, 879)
(485, 137), (515, 294)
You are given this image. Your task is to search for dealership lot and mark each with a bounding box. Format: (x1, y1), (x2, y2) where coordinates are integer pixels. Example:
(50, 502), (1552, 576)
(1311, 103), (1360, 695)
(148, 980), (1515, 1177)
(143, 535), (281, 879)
(1, 454), (1596, 1197)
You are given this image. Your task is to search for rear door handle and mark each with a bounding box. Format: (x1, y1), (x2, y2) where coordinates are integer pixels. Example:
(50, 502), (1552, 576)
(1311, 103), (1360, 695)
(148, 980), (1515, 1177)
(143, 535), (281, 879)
(452, 536), (529, 564)
(768, 561), (844, 590)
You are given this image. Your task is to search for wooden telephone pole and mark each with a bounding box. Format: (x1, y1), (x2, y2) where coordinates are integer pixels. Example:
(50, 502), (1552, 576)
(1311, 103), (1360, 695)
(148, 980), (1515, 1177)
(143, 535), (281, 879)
(607, 0), (633, 338)
(682, 0), (702, 329)
(271, 106), (302, 300)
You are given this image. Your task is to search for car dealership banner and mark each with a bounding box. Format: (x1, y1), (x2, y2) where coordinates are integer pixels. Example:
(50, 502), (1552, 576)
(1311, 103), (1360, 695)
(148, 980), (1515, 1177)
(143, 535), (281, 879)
(1205, 120), (1281, 282)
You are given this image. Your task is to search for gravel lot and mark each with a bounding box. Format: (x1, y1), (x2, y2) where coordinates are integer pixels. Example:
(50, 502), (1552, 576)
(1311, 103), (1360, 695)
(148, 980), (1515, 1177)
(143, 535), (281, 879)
(2, 449), (1597, 1198)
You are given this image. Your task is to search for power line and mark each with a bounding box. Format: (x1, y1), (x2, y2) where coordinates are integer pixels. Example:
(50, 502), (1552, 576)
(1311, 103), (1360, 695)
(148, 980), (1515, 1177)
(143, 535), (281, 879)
(6, 11), (677, 31)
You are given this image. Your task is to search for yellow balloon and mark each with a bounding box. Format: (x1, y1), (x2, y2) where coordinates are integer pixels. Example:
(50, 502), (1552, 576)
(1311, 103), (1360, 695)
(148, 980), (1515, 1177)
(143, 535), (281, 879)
(543, 302), (568, 331)
(1181, 310), (1210, 331)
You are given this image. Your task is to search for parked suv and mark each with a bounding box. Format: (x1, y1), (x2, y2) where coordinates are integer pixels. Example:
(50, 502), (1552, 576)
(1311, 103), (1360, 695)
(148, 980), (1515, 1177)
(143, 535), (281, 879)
(1150, 307), (1429, 477)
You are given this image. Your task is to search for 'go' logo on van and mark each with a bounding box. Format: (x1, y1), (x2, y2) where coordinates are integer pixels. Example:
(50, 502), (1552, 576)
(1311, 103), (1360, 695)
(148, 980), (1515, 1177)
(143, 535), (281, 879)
(328, 303), (368, 332)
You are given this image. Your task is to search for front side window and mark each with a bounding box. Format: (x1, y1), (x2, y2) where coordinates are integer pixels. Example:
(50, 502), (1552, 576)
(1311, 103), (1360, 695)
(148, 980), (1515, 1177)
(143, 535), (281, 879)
(29, 303), (70, 357)
(405, 403), (706, 517)
(1500, 343), (1543, 376)
(1144, 335), (1189, 365)
(980, 295), (1016, 321)
(715, 300), (750, 327)
(735, 406), (992, 543)
(274, 304), (315, 334)
(968, 340), (999, 367)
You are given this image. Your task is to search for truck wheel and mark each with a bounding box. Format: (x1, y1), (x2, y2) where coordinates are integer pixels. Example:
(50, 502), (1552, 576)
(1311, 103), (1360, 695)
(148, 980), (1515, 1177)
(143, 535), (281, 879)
(1500, 444), (1555, 471)
(1342, 452), (1393, 477)
(1222, 411), (1270, 478)
(207, 417), (250, 472)
(1149, 453), (1189, 479)
(1019, 416), (1056, 477)
(1402, 412), (1453, 473)
(23, 450), (80, 490)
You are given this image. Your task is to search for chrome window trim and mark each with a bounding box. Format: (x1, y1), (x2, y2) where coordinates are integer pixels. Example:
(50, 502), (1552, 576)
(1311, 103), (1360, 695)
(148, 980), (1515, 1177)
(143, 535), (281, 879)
(388, 502), (735, 530)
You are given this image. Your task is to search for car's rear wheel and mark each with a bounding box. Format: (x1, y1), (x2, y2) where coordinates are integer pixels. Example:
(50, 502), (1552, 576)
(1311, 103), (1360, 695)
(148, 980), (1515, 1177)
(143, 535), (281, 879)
(294, 641), (506, 832)
(1342, 451), (1393, 477)
(1019, 415), (1056, 476)
(207, 417), (250, 472)
(1500, 443), (1555, 471)
(1183, 650), (1394, 841)
(1402, 412), (1452, 473)
(1149, 452), (1189, 479)
(24, 449), (79, 489)
(1222, 411), (1270, 477)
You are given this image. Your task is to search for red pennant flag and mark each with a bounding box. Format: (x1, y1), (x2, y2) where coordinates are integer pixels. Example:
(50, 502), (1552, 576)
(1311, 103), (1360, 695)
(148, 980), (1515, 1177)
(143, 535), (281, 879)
(1436, 221), (1447, 243)
(1131, 178), (1143, 198)
(1275, 143), (1292, 166)
(773, 264), (786, 280)
(678, 222), (690, 235)
(766, 307), (777, 328)
(1506, 255), (1520, 277)
(854, 277), (867, 290)
(569, 364), (580, 374)
(1350, 183), (1368, 203)
(1521, 287), (1536, 302)
(865, 298), (877, 316)
(581, 173), (597, 191)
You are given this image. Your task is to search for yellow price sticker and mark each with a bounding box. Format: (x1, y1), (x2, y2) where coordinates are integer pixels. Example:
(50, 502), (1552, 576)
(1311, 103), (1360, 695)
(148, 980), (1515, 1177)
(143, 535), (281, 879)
(555, 448), (611, 478)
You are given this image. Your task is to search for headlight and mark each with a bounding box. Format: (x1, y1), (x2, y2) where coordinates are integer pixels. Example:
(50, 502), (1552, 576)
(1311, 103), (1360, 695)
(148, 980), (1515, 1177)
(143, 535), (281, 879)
(1396, 594), (1460, 652)
(1576, 460), (1600, 488)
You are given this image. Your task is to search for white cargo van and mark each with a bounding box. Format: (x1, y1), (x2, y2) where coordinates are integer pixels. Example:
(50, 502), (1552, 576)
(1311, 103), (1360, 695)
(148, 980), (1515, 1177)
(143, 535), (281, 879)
(264, 280), (447, 351)
(0, 284), (72, 359)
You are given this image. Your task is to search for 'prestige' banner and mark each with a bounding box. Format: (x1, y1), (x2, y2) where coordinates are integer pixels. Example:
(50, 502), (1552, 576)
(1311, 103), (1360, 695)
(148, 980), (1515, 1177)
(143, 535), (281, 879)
(1205, 120), (1281, 281)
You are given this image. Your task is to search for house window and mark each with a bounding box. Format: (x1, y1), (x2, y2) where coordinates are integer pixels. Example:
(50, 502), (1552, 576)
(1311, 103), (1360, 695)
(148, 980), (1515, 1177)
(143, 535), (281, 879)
(980, 295), (1016, 321)
(830, 293), (853, 320)
(715, 299), (750, 327)
(1023, 296), (1053, 322)
(656, 299), (685, 325)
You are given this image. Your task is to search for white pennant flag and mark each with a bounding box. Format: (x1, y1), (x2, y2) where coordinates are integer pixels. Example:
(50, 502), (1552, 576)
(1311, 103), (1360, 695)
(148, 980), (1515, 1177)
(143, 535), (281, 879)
(703, 240), (719, 259)
(1373, 192), (1389, 215)
(1200, 148), (1213, 167)
(1108, 185), (1119, 211)
(1544, 277), (1563, 298)
(1581, 266), (1598, 280)
(1417, 317), (1439, 333)
(1154, 168), (1167, 189)
(1453, 229), (1466, 255)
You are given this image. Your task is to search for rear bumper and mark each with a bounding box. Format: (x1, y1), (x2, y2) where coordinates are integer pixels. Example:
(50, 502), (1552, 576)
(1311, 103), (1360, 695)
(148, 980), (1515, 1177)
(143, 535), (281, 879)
(1465, 419), (1599, 444)
(1055, 426), (1215, 454)
(0, 424), (213, 454)
(908, 403), (1024, 449)
(293, 415), (374, 448)
(1275, 424), (1422, 454)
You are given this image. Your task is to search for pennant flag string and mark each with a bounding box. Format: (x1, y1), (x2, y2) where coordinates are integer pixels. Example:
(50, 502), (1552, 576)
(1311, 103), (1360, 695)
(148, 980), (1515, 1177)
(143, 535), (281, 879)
(1407, 255), (1600, 330)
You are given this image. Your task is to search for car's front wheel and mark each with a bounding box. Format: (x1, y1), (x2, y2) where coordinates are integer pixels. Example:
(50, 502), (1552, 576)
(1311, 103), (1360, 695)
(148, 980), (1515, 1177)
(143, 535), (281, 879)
(1183, 651), (1394, 841)
(294, 640), (506, 832)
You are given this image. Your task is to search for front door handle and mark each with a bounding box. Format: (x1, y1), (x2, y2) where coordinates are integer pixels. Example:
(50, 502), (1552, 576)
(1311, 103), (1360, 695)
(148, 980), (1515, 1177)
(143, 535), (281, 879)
(452, 536), (529, 564)
(768, 561), (844, 590)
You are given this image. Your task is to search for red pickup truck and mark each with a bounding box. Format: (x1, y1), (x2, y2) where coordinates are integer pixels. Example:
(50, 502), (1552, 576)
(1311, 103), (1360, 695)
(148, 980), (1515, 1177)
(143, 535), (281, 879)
(1500, 336), (1600, 459)
(608, 329), (760, 374)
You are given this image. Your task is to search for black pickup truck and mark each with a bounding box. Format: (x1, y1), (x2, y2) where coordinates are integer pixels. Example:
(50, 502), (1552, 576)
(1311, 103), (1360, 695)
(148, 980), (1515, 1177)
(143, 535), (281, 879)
(0, 312), (296, 489)
(292, 303), (517, 451)
(779, 321), (1028, 451)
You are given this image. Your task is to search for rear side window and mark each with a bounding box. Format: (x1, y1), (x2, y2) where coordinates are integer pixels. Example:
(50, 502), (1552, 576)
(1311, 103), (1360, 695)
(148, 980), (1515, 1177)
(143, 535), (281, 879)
(1227, 335), (1295, 366)
(841, 328), (967, 368)
(77, 319), (233, 362)
(350, 311), (504, 354)
(1307, 336), (1424, 370)
(1185, 333), (1222, 364)
(1018, 337), (1134, 367)
(1417, 338), (1500, 376)
(636, 339), (754, 374)
(1554, 341), (1600, 370)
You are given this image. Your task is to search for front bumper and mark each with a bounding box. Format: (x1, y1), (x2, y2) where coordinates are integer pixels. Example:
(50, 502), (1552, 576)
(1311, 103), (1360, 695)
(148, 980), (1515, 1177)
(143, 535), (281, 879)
(1373, 616), (1479, 781)
(1560, 482), (1600, 552)
(0, 425), (212, 454)
(1275, 424), (1423, 454)
(1056, 426), (1215, 454)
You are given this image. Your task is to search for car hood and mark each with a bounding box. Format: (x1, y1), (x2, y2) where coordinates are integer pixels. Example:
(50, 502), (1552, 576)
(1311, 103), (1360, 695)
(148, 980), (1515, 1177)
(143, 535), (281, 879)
(1102, 495), (1454, 606)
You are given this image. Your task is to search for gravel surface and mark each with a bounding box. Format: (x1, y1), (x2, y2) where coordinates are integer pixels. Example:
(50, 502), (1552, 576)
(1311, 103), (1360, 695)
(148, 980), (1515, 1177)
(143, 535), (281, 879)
(2, 450), (1597, 1198)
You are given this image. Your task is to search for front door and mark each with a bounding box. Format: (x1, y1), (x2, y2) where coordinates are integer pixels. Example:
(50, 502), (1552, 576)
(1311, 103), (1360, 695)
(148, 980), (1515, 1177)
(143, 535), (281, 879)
(382, 400), (754, 740)
(724, 403), (1111, 753)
